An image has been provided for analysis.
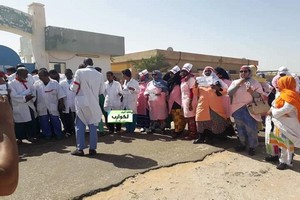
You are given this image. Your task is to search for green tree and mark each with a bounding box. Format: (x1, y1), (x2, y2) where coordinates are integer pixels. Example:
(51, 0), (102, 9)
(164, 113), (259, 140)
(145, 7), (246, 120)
(130, 54), (171, 72)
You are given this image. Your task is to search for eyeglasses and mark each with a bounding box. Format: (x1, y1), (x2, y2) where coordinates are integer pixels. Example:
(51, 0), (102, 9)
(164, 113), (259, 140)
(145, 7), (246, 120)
(239, 70), (249, 73)
(152, 74), (157, 76)
(279, 73), (286, 77)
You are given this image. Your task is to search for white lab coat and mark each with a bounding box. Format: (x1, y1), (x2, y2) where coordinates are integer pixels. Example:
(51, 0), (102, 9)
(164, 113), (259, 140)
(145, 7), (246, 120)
(60, 79), (76, 113)
(8, 79), (37, 123)
(32, 74), (40, 83)
(70, 66), (104, 125)
(121, 78), (140, 114)
(104, 80), (122, 112)
(34, 79), (66, 116)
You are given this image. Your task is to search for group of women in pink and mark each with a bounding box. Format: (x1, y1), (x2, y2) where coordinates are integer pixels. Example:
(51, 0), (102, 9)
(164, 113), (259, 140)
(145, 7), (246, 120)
(137, 63), (300, 171)
(136, 63), (235, 143)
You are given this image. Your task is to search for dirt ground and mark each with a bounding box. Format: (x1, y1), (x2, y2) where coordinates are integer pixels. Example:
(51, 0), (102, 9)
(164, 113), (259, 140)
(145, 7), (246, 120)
(85, 150), (300, 200)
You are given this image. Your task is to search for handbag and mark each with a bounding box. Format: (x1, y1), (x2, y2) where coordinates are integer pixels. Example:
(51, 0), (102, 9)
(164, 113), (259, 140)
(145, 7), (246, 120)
(247, 96), (270, 115)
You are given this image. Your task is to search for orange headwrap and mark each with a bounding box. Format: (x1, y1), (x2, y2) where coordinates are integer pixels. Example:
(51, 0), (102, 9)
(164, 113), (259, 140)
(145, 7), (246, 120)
(275, 76), (300, 122)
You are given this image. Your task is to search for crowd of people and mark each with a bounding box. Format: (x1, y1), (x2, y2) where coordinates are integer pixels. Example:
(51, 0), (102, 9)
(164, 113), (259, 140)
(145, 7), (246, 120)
(1, 59), (300, 171)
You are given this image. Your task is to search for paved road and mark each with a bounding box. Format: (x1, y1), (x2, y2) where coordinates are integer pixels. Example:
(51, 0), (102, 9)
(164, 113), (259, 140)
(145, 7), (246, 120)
(3, 132), (237, 200)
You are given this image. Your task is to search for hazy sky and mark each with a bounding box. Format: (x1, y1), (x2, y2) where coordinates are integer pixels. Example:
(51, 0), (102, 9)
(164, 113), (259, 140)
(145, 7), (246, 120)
(1, 0), (300, 73)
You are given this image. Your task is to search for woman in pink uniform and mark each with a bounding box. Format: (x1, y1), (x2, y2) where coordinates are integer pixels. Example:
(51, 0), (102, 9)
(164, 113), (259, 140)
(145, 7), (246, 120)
(136, 69), (150, 132)
(144, 70), (168, 133)
(180, 63), (197, 140)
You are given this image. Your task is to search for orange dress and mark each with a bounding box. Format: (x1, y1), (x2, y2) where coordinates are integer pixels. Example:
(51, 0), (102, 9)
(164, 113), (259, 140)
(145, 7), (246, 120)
(193, 86), (227, 122)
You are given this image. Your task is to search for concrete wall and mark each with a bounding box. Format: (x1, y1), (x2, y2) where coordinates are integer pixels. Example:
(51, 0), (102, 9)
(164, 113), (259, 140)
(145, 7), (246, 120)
(45, 26), (125, 56)
(48, 51), (111, 75)
(111, 49), (258, 75)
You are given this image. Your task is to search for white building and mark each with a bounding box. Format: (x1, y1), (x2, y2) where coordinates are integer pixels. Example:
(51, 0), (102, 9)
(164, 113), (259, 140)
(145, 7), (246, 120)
(0, 3), (124, 73)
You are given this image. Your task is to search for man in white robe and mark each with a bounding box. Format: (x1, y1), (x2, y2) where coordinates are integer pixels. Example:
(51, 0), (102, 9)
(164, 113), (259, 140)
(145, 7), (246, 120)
(7, 64), (35, 86)
(70, 58), (104, 156)
(60, 69), (76, 136)
(104, 71), (122, 133)
(120, 69), (140, 133)
(8, 67), (37, 142)
(34, 70), (66, 140)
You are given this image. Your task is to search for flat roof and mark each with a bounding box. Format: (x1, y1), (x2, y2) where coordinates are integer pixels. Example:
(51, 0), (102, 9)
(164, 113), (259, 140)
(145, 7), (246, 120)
(45, 26), (124, 56)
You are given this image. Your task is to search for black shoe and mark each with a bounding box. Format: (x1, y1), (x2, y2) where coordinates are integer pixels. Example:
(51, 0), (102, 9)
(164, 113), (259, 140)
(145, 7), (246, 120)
(205, 136), (214, 145)
(171, 132), (182, 139)
(265, 155), (279, 162)
(71, 149), (84, 156)
(248, 148), (255, 156)
(276, 163), (287, 170)
(193, 133), (208, 144)
(89, 149), (97, 156)
(234, 145), (246, 152)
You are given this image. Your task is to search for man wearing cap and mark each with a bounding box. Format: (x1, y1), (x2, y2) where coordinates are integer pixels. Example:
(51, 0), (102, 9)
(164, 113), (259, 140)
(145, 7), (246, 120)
(70, 58), (104, 156)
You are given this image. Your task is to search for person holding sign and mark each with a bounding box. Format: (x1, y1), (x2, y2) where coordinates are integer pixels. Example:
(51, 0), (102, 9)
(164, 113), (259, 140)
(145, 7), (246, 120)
(120, 69), (140, 133)
(144, 70), (168, 133)
(104, 71), (123, 134)
(193, 66), (228, 144)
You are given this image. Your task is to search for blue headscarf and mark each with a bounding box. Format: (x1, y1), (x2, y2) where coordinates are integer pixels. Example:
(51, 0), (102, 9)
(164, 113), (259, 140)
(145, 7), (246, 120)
(152, 70), (168, 92)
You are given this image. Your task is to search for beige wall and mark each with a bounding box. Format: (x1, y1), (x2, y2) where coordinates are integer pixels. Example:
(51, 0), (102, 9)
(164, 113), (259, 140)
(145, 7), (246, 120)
(111, 49), (258, 76)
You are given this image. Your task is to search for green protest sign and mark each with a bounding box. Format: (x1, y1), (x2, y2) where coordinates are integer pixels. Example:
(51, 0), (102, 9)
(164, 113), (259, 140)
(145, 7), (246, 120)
(107, 110), (133, 123)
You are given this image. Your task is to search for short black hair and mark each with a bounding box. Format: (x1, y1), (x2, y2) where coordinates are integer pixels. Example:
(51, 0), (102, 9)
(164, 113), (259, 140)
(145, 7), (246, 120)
(106, 71), (114, 76)
(78, 64), (86, 69)
(95, 67), (102, 73)
(38, 69), (49, 76)
(31, 69), (38, 74)
(6, 67), (16, 73)
(65, 68), (73, 73)
(83, 58), (93, 66)
(122, 69), (132, 78)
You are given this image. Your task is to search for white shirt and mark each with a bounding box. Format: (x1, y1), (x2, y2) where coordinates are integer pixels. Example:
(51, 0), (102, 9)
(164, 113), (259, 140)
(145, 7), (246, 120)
(8, 79), (37, 123)
(60, 79), (76, 113)
(32, 74), (40, 83)
(104, 80), (122, 112)
(34, 79), (66, 116)
(121, 78), (140, 114)
(70, 66), (104, 125)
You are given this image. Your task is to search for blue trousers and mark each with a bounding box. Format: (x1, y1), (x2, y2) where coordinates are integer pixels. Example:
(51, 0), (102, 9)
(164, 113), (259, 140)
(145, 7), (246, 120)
(232, 106), (258, 148)
(75, 117), (98, 150)
(39, 114), (62, 139)
(125, 114), (137, 133)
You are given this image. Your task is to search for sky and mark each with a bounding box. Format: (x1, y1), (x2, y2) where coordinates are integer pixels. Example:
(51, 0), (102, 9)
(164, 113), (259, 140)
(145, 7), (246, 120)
(1, 0), (300, 73)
